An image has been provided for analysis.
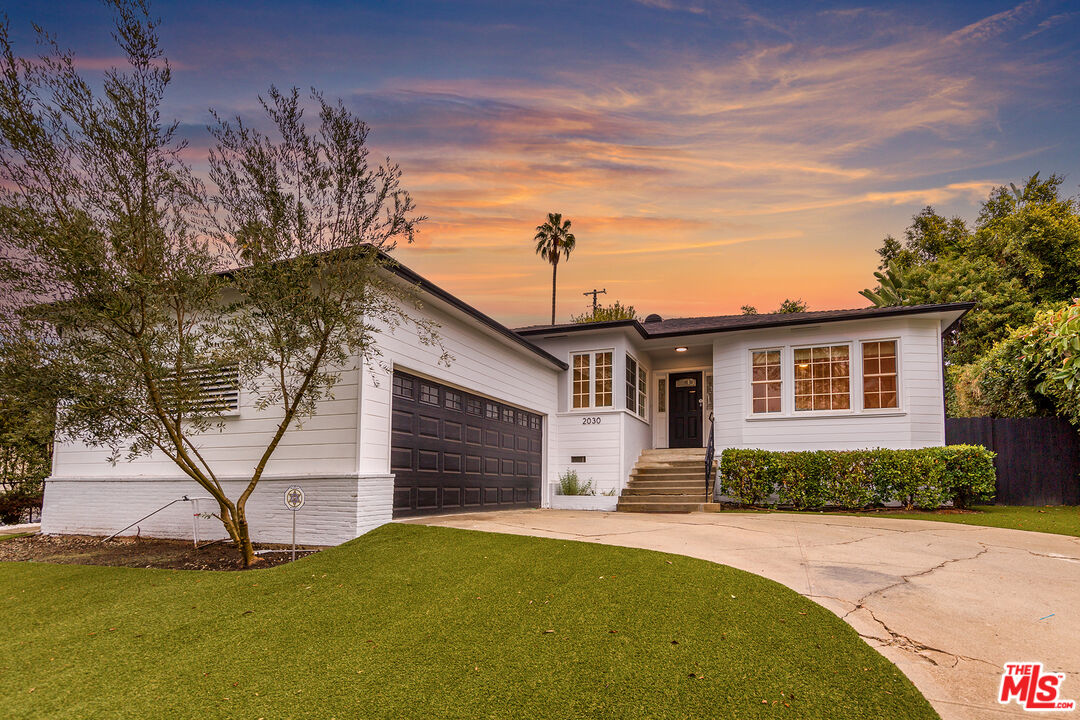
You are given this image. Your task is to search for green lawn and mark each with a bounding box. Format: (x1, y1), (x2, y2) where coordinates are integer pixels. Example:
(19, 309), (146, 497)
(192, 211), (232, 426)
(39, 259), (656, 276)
(813, 505), (1080, 537)
(0, 524), (935, 720)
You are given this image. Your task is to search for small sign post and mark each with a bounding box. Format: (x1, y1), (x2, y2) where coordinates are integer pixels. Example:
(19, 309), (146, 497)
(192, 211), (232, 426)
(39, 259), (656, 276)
(283, 485), (305, 561)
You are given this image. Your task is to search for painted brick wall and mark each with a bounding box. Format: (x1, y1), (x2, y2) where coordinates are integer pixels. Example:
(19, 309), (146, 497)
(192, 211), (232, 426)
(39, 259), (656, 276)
(41, 474), (395, 546)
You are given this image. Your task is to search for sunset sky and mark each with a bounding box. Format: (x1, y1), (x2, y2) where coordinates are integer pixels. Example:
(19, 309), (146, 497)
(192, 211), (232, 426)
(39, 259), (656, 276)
(9, 0), (1080, 325)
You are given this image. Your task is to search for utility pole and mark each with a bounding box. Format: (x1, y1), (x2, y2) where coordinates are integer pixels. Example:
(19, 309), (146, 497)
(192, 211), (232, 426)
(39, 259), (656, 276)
(583, 288), (607, 313)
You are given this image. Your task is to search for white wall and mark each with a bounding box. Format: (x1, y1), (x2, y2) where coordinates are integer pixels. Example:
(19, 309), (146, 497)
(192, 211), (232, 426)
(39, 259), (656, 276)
(50, 364), (361, 480)
(40, 474), (391, 546)
(712, 317), (946, 451)
(528, 328), (655, 495)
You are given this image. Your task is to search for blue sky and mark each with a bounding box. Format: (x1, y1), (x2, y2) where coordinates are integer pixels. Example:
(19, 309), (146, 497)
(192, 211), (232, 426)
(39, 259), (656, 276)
(7, 0), (1080, 323)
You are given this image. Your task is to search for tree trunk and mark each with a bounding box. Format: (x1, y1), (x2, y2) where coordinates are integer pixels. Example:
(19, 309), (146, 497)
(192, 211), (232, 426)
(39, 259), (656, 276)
(551, 258), (558, 325)
(233, 504), (260, 568)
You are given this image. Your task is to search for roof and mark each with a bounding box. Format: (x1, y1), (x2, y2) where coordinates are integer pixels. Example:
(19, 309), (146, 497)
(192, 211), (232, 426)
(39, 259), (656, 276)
(385, 258), (568, 370)
(514, 302), (976, 340)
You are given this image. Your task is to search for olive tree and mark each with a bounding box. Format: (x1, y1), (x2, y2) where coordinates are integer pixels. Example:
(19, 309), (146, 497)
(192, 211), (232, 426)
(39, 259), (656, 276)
(0, 0), (439, 565)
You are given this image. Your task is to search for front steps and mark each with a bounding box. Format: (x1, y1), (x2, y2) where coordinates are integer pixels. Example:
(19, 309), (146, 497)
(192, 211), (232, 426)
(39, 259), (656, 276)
(616, 448), (713, 513)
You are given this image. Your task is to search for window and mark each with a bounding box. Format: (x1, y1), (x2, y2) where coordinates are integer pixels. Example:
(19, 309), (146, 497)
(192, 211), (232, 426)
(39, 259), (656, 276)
(637, 366), (647, 417)
(518, 411), (529, 427)
(751, 350), (782, 414)
(863, 340), (898, 409)
(502, 407), (515, 424)
(625, 354), (647, 418)
(657, 378), (667, 413)
(419, 383), (439, 405)
(485, 402), (499, 420)
(444, 390), (462, 411)
(571, 351), (614, 409)
(794, 345), (850, 411)
(594, 352), (613, 407)
(705, 373), (713, 413)
(572, 353), (591, 409)
(529, 416), (541, 431)
(466, 397), (482, 416)
(392, 374), (414, 399)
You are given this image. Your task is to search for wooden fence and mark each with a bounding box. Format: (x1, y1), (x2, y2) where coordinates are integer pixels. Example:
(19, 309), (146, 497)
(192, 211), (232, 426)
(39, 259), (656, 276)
(946, 417), (1080, 506)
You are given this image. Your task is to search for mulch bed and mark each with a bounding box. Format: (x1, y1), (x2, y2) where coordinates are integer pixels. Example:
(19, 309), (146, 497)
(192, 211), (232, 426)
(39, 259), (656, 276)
(0, 533), (323, 571)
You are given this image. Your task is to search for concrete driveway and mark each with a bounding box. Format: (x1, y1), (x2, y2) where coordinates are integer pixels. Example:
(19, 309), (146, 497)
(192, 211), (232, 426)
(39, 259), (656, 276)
(408, 510), (1080, 720)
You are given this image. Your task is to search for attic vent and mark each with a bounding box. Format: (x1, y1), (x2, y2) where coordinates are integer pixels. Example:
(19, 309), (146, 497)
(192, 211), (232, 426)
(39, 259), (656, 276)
(190, 364), (241, 412)
(644, 313), (663, 323)
(570, 455), (586, 463)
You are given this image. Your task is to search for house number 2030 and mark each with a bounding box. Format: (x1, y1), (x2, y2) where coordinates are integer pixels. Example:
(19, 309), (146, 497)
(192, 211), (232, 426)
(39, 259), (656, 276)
(581, 416), (602, 425)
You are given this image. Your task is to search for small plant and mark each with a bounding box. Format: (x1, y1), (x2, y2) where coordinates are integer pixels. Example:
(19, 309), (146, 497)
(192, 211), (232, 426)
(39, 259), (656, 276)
(558, 469), (595, 496)
(601, 488), (617, 496)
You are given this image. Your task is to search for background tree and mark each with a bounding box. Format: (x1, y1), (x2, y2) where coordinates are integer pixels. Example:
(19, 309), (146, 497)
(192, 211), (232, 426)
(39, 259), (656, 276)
(571, 300), (638, 323)
(534, 212), (576, 324)
(0, 1), (435, 565)
(740, 305), (758, 315)
(861, 173), (1080, 416)
(775, 298), (809, 314)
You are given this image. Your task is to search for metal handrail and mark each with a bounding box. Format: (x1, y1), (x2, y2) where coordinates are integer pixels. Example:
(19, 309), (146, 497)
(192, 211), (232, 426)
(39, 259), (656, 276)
(704, 412), (715, 502)
(103, 495), (215, 545)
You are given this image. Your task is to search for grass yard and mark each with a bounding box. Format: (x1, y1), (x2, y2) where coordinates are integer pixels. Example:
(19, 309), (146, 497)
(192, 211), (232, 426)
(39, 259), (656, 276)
(0, 523), (936, 720)
(824, 505), (1080, 537)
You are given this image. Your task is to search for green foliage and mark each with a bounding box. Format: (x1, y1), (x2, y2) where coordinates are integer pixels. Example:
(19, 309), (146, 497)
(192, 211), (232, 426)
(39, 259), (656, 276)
(865, 173), (1079, 368)
(1020, 301), (1080, 424)
(0, 485), (43, 525)
(740, 304), (757, 315)
(557, 469), (594, 496)
(859, 260), (911, 307)
(571, 300), (638, 324)
(719, 446), (996, 510)
(775, 298), (808, 313)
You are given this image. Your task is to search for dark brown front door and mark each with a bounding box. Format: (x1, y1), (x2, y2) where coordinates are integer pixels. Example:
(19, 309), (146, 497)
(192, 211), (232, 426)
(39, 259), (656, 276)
(668, 371), (702, 448)
(390, 371), (543, 517)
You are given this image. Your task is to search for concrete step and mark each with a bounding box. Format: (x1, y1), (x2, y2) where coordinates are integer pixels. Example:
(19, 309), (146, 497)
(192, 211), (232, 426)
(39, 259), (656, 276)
(631, 466), (707, 476)
(633, 462), (707, 471)
(616, 501), (704, 513)
(627, 478), (706, 489)
(618, 493), (706, 503)
(622, 485), (708, 496)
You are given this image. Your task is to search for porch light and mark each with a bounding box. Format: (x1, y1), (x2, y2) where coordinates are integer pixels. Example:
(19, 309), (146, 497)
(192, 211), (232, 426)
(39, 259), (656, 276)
(675, 346), (688, 352)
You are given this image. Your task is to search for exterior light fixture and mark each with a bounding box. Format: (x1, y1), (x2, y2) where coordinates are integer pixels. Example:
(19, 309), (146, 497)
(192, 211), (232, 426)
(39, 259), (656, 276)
(797, 363), (809, 368)
(675, 346), (688, 353)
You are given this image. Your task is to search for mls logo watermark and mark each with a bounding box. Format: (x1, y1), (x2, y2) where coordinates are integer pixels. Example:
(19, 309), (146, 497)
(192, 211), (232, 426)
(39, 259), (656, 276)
(999, 663), (1076, 712)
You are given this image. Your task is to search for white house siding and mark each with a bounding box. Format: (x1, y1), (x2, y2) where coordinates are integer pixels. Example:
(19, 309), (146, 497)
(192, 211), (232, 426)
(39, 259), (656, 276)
(355, 290), (559, 504)
(44, 280), (560, 542)
(40, 474), (379, 546)
(711, 317), (946, 451)
(528, 329), (655, 496)
(49, 365), (362, 479)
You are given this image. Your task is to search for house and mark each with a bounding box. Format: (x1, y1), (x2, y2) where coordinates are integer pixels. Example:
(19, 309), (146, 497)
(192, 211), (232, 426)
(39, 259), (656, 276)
(40, 257), (973, 545)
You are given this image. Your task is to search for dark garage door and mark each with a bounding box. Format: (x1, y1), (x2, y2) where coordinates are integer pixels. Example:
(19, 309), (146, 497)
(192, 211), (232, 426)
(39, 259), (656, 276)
(391, 371), (543, 517)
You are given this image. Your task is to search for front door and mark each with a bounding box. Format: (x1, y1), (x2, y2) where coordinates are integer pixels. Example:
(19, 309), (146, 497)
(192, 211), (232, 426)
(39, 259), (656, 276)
(668, 371), (703, 448)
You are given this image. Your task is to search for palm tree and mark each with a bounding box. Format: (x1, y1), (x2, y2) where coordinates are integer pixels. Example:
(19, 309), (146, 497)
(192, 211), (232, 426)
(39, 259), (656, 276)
(534, 212), (576, 324)
(860, 260), (911, 307)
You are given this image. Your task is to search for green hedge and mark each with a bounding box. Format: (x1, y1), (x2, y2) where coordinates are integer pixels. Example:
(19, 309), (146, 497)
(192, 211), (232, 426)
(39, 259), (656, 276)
(718, 446), (996, 510)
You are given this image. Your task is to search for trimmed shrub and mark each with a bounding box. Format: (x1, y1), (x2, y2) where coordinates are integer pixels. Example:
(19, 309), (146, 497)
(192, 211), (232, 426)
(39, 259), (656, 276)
(0, 485), (43, 525)
(719, 445), (995, 510)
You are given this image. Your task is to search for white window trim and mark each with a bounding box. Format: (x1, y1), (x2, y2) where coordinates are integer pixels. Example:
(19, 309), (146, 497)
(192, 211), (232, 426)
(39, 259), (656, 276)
(742, 338), (908, 420)
(789, 341), (856, 417)
(747, 347), (784, 416)
(860, 337), (904, 413)
(569, 349), (615, 411)
(625, 352), (649, 421)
